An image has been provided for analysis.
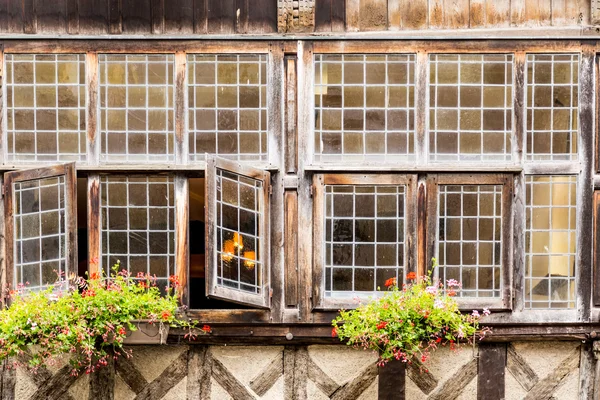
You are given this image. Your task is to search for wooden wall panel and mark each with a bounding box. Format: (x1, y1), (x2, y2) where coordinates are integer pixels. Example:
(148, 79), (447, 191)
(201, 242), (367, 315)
(358, 0), (387, 30)
(486, 0), (511, 27)
(121, 0), (152, 34)
(207, 0), (235, 34)
(315, 0), (345, 32)
(247, 0), (277, 33)
(524, 0), (552, 25)
(36, 0), (66, 33)
(78, 0), (109, 34)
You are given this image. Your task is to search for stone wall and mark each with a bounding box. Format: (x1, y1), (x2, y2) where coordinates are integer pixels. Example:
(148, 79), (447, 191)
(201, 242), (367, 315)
(3, 341), (582, 399)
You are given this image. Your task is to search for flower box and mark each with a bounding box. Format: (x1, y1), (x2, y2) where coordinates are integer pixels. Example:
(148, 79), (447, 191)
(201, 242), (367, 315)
(123, 321), (170, 345)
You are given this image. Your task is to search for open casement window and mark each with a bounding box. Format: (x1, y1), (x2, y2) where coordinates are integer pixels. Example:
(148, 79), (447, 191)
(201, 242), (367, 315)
(426, 174), (513, 310)
(312, 174), (417, 310)
(205, 156), (271, 308)
(4, 163), (77, 294)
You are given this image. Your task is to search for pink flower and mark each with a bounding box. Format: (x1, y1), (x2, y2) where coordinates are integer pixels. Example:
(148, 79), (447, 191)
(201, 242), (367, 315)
(472, 310), (480, 317)
(434, 299), (444, 309)
(482, 308), (491, 316)
(446, 279), (460, 288)
(425, 286), (438, 295)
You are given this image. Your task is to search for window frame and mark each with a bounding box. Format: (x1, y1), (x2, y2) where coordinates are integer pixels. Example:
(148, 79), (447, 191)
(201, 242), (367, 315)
(425, 173), (514, 310)
(312, 173), (418, 310)
(3, 162), (77, 295)
(205, 155), (272, 309)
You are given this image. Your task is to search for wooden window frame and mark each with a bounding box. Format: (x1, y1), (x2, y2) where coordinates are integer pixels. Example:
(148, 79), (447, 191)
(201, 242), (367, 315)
(312, 173), (418, 310)
(3, 162), (77, 295)
(205, 155), (272, 309)
(425, 173), (514, 310)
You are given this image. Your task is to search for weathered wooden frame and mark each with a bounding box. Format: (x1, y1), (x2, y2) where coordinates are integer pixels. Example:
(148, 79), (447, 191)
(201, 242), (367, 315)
(312, 173), (418, 310)
(3, 162), (77, 293)
(427, 174), (514, 310)
(205, 156), (271, 308)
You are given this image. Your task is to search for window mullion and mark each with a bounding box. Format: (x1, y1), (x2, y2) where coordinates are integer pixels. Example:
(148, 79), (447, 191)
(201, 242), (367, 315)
(86, 52), (99, 166)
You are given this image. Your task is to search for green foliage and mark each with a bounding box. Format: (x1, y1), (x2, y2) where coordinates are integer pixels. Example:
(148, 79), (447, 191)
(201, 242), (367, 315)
(332, 259), (491, 366)
(0, 263), (200, 375)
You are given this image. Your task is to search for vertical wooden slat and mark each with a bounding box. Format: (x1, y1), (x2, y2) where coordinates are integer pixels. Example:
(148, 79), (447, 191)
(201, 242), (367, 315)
(207, 0), (235, 34)
(345, 0), (360, 31)
(7, 0), (23, 33)
(88, 350), (115, 400)
(443, 0), (469, 28)
(3, 173), (14, 295)
(358, 0), (387, 30)
(86, 52), (99, 165)
(23, 0), (37, 33)
(470, 0), (486, 27)
(164, 0), (194, 33)
(235, 0), (249, 33)
(0, 176), (5, 307)
(187, 346), (212, 399)
(0, 0), (8, 32)
(151, 0), (165, 34)
(406, 176), (418, 276)
(315, 0), (333, 32)
(485, 0), (510, 27)
(576, 46), (595, 322)
(425, 175), (438, 276)
(35, 0), (66, 33)
(175, 52), (187, 165)
(66, 0), (79, 33)
(378, 360), (405, 400)
(417, 176), (428, 277)
(284, 191), (298, 307)
(285, 57), (297, 174)
(511, 0), (526, 26)
(296, 40), (314, 321)
(524, 0), (552, 26)
(477, 344), (506, 400)
(122, 0), (152, 33)
(513, 52), (526, 312)
(578, 343), (596, 400)
(193, 0), (208, 34)
(78, 0), (108, 34)
(268, 42), (285, 321)
(396, 0), (428, 29)
(65, 163), (78, 281)
(330, 0), (345, 31)
(552, 0), (567, 25)
(565, 0), (588, 25)
(175, 175), (189, 307)
(87, 175), (101, 276)
(247, 0), (277, 33)
(108, 0), (121, 34)
(284, 347), (308, 399)
(387, 0), (401, 29)
(429, 0), (444, 28)
(415, 52), (427, 165)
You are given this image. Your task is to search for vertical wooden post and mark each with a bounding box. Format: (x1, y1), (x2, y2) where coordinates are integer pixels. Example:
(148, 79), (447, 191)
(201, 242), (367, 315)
(174, 51), (187, 165)
(175, 175), (189, 307)
(88, 349), (115, 400)
(87, 175), (101, 276)
(477, 343), (507, 400)
(378, 360), (406, 400)
(86, 52), (99, 166)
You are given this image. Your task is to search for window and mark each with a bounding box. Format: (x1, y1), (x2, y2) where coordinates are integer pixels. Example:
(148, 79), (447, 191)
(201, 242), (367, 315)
(312, 174), (416, 309)
(5, 54), (86, 162)
(314, 54), (416, 163)
(187, 54), (268, 161)
(429, 54), (513, 162)
(99, 54), (175, 162)
(205, 156), (271, 308)
(4, 163), (77, 292)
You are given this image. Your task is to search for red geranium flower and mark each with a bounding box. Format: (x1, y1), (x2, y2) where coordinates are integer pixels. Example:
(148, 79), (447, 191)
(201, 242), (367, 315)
(201, 325), (211, 333)
(160, 310), (172, 320)
(331, 327), (337, 337)
(376, 321), (388, 330)
(384, 277), (397, 287)
(406, 272), (417, 280)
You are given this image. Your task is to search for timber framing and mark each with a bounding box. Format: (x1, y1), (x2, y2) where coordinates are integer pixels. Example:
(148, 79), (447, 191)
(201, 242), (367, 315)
(0, 37), (599, 341)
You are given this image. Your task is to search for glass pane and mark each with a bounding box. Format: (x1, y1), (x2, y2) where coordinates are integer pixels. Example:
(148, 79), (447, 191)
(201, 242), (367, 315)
(429, 54), (513, 162)
(100, 176), (175, 292)
(438, 184), (503, 298)
(13, 176), (67, 291)
(188, 55), (268, 162)
(6, 54), (86, 162)
(99, 55), (175, 163)
(324, 185), (406, 298)
(215, 169), (263, 294)
(526, 54), (579, 162)
(525, 176), (577, 309)
(314, 54), (416, 163)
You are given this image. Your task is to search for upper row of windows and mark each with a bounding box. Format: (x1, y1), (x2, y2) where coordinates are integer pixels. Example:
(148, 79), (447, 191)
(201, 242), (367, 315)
(4, 53), (579, 164)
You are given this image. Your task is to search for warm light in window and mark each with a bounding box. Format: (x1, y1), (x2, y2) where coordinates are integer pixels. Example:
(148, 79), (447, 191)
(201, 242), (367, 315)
(244, 251), (256, 270)
(222, 240), (235, 261)
(233, 232), (244, 250)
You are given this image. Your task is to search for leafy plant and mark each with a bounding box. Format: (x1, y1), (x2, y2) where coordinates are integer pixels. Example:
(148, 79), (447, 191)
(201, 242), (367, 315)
(332, 259), (491, 367)
(0, 261), (205, 375)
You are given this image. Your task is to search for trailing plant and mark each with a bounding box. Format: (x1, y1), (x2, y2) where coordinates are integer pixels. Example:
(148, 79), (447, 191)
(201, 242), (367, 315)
(332, 259), (491, 367)
(0, 261), (206, 376)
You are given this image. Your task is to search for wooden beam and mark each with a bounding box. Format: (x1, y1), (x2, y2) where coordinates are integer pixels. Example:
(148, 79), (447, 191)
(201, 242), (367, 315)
(211, 357), (256, 400)
(89, 350), (115, 400)
(378, 359), (405, 400)
(307, 356), (339, 396)
(87, 175), (101, 276)
(330, 362), (378, 400)
(175, 175), (189, 306)
(284, 346), (308, 399)
(133, 350), (188, 400)
(186, 346), (212, 400)
(115, 356), (149, 395)
(249, 352), (283, 396)
(86, 52), (99, 165)
(506, 344), (538, 391)
(29, 364), (80, 400)
(523, 347), (580, 400)
(477, 343), (506, 400)
(174, 51), (187, 165)
(427, 358), (477, 400)
(0, 360), (16, 400)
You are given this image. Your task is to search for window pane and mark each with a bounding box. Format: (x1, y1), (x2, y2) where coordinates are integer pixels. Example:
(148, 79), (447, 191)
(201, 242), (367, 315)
(99, 54), (175, 163)
(188, 55), (268, 162)
(100, 176), (175, 292)
(526, 54), (579, 162)
(324, 185), (406, 298)
(13, 176), (67, 290)
(216, 169), (263, 294)
(314, 54), (416, 163)
(525, 176), (577, 309)
(429, 54), (513, 162)
(6, 54), (86, 162)
(438, 184), (502, 298)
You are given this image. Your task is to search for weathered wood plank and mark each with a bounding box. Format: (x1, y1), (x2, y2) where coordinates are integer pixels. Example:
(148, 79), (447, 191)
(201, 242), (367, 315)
(378, 359), (405, 400)
(207, 0), (235, 33)
(506, 344), (539, 391)
(511, 0), (526, 25)
(0, 1), (8, 32)
(284, 191), (298, 307)
(284, 56), (298, 174)
(594, 192), (600, 306)
(22, 0), (36, 33)
(315, 0), (333, 31)
(175, 176), (189, 306)
(163, 0), (194, 33)
(186, 346), (212, 400)
(428, 358), (477, 400)
(66, 0), (78, 33)
(121, 0), (152, 34)
(250, 353), (283, 396)
(345, 0), (360, 31)
(174, 51), (187, 164)
(524, 347), (580, 400)
(284, 346), (308, 399)
(107, 0), (121, 33)
(444, 0), (469, 28)
(115, 355), (149, 395)
(0, 361), (16, 400)
(36, 0), (66, 33)
(579, 343), (595, 400)
(429, 0), (444, 28)
(406, 358), (437, 394)
(77, 0), (108, 34)
(86, 52), (99, 165)
(7, 0), (23, 33)
(29, 364), (79, 400)
(151, 0), (164, 34)
(212, 357), (256, 400)
(247, 0), (277, 33)
(193, 0), (208, 33)
(565, 0), (588, 25)
(524, 0), (552, 26)
(87, 175), (101, 276)
(485, 0), (510, 27)
(358, 0), (387, 31)
(307, 356), (339, 396)
(552, 0), (567, 25)
(477, 344), (506, 400)
(331, 362), (378, 400)
(89, 352), (115, 400)
(469, 0), (486, 27)
(15, 355), (74, 400)
(134, 350), (188, 400)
